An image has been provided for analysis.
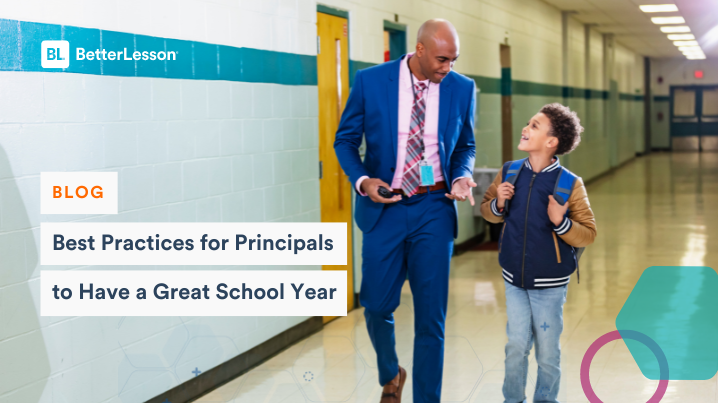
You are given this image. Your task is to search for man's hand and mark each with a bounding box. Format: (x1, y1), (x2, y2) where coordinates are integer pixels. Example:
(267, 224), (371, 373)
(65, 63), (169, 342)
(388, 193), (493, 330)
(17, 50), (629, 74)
(547, 195), (569, 226)
(496, 182), (514, 209)
(445, 177), (478, 206)
(361, 178), (402, 203)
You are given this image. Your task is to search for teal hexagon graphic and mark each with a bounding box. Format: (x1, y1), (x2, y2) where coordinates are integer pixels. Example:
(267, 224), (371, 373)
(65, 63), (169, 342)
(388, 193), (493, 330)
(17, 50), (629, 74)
(616, 266), (718, 380)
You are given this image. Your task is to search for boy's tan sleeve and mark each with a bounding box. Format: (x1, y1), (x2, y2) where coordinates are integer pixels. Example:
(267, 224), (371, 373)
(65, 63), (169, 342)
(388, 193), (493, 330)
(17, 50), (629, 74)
(557, 177), (596, 247)
(480, 171), (505, 224)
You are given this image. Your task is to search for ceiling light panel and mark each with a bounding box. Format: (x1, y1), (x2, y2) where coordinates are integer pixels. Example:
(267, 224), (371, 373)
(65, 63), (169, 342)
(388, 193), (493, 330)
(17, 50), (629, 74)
(660, 26), (691, 33)
(667, 34), (695, 40)
(674, 40), (699, 46)
(652, 16), (686, 24)
(640, 4), (679, 13)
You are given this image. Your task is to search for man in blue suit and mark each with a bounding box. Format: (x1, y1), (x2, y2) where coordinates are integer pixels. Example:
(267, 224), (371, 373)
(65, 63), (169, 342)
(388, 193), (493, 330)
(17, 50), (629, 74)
(334, 19), (476, 403)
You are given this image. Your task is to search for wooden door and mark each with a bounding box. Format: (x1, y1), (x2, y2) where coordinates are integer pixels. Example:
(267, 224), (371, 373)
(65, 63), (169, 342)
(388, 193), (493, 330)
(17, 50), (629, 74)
(700, 86), (718, 151)
(500, 44), (513, 163)
(316, 11), (353, 322)
(671, 87), (700, 151)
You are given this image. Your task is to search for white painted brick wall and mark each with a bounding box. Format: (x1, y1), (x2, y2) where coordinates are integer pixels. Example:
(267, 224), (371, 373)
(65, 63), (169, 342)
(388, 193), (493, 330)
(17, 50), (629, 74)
(120, 79), (153, 121)
(0, 0), (649, 402)
(0, 69), (320, 402)
(319, 0), (645, 88)
(0, 0), (316, 56)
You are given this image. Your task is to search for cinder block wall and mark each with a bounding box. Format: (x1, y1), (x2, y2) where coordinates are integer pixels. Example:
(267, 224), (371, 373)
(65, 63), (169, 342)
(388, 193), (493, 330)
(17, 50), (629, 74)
(325, 0), (646, 288)
(0, 1), (319, 402)
(0, 0), (649, 402)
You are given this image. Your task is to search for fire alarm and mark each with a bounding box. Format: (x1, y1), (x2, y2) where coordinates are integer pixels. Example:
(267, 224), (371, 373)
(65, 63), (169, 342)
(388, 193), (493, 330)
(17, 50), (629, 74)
(657, 76), (664, 84)
(695, 70), (704, 79)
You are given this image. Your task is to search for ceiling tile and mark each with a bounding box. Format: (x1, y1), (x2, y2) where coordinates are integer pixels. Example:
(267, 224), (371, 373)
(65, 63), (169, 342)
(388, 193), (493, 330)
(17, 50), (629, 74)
(543, 0), (717, 58)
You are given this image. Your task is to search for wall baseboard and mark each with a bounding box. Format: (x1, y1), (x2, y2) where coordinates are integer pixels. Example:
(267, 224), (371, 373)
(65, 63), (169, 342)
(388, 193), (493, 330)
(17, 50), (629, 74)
(145, 316), (324, 403)
(584, 156), (638, 187)
(454, 231), (486, 255)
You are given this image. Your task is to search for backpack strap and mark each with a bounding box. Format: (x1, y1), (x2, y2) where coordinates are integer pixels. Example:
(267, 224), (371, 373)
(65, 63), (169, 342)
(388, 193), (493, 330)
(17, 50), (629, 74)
(552, 167), (578, 206)
(503, 158), (526, 184)
(553, 167), (583, 283)
(502, 158), (527, 213)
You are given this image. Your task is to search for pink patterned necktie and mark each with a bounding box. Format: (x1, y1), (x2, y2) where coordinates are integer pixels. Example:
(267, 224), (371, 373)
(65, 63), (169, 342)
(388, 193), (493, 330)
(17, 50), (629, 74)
(401, 81), (428, 197)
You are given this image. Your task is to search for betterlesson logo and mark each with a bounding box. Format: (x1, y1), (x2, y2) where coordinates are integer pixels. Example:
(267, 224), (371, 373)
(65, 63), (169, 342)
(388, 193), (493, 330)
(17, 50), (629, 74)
(40, 40), (177, 69)
(41, 40), (70, 68)
(76, 47), (176, 61)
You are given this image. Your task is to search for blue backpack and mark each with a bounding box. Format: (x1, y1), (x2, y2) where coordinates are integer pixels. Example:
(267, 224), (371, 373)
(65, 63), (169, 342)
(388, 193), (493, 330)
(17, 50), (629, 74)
(502, 158), (585, 277)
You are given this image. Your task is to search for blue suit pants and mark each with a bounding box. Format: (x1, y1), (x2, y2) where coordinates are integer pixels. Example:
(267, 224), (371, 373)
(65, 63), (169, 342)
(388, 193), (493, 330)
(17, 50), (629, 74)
(360, 189), (455, 403)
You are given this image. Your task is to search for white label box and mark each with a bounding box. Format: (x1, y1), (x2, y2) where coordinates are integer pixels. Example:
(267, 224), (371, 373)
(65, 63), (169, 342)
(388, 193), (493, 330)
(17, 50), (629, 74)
(41, 222), (347, 266)
(41, 270), (348, 316)
(41, 172), (118, 214)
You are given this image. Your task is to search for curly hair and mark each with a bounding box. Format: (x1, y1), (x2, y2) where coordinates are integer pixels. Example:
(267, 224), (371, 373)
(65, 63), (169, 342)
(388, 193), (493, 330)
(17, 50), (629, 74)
(539, 103), (584, 155)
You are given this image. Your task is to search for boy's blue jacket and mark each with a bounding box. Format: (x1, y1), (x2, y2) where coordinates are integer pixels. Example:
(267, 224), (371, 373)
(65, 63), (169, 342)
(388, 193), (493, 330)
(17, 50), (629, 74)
(480, 158), (597, 289)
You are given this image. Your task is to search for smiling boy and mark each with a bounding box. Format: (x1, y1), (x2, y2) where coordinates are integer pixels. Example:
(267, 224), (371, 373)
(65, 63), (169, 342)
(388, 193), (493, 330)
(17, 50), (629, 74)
(480, 103), (597, 403)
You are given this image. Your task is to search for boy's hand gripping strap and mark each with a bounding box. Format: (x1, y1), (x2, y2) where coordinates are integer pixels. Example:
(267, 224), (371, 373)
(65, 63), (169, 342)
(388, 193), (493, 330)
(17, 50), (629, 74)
(502, 158), (527, 213)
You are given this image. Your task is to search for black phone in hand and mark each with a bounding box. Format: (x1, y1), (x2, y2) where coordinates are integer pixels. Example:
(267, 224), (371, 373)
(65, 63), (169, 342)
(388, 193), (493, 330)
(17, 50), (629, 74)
(378, 186), (394, 198)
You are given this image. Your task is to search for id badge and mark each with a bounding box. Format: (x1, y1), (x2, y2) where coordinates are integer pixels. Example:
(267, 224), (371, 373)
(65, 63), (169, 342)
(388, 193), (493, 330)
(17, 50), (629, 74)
(419, 160), (435, 186)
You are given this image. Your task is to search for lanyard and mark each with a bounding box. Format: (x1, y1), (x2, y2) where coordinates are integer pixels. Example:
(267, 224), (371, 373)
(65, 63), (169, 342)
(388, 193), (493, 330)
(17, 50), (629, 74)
(408, 56), (429, 161)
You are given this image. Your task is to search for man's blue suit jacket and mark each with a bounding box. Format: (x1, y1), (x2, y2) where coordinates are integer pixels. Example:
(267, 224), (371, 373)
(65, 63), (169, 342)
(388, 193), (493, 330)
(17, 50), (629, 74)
(333, 55), (476, 239)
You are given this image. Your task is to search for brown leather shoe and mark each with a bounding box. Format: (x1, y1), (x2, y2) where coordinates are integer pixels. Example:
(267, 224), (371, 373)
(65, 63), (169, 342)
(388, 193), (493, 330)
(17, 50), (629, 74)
(380, 366), (406, 403)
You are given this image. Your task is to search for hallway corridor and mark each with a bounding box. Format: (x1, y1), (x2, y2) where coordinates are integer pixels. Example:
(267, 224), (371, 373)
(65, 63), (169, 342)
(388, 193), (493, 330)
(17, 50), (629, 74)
(197, 152), (718, 402)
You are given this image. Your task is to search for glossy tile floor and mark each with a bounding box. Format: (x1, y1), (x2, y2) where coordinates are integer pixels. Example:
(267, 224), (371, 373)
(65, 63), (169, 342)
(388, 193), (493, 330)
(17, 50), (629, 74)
(196, 152), (718, 402)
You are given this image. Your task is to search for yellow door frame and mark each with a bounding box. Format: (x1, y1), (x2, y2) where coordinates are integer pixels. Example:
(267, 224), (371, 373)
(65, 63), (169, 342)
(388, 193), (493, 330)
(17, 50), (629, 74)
(316, 8), (353, 323)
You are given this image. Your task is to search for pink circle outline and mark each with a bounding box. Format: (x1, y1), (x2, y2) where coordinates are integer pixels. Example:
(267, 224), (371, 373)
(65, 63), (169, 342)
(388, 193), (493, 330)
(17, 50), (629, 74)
(580, 330), (669, 403)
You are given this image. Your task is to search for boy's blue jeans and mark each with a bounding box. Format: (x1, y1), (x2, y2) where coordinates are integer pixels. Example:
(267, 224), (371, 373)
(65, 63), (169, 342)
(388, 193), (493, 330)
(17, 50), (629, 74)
(503, 281), (567, 403)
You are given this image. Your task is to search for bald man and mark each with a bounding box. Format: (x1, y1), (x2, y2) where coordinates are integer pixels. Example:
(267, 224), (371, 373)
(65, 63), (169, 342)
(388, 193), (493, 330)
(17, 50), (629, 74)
(334, 19), (476, 403)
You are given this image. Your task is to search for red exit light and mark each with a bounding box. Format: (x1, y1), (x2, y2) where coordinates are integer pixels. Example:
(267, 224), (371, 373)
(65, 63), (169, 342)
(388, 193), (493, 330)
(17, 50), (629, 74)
(695, 70), (704, 79)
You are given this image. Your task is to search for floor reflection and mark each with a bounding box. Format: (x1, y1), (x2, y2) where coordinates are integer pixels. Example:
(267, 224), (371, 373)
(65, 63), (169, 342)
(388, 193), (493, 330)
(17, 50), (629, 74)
(197, 152), (718, 402)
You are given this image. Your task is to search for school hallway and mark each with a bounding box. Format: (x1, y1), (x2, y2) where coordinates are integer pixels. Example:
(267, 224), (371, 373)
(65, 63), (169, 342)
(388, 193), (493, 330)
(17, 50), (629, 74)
(193, 152), (717, 402)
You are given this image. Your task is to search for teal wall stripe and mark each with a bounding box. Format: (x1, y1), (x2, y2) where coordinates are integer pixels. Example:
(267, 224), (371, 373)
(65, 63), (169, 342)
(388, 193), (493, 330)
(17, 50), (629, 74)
(2, 16), (644, 99)
(563, 87), (587, 99)
(500, 67), (512, 96)
(512, 80), (562, 97)
(587, 89), (609, 100)
(619, 93), (644, 101)
(0, 18), (317, 85)
(317, 4), (349, 19)
(654, 95), (670, 102)
(347, 59), (644, 101)
(349, 60), (376, 86)
(466, 74), (501, 94)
